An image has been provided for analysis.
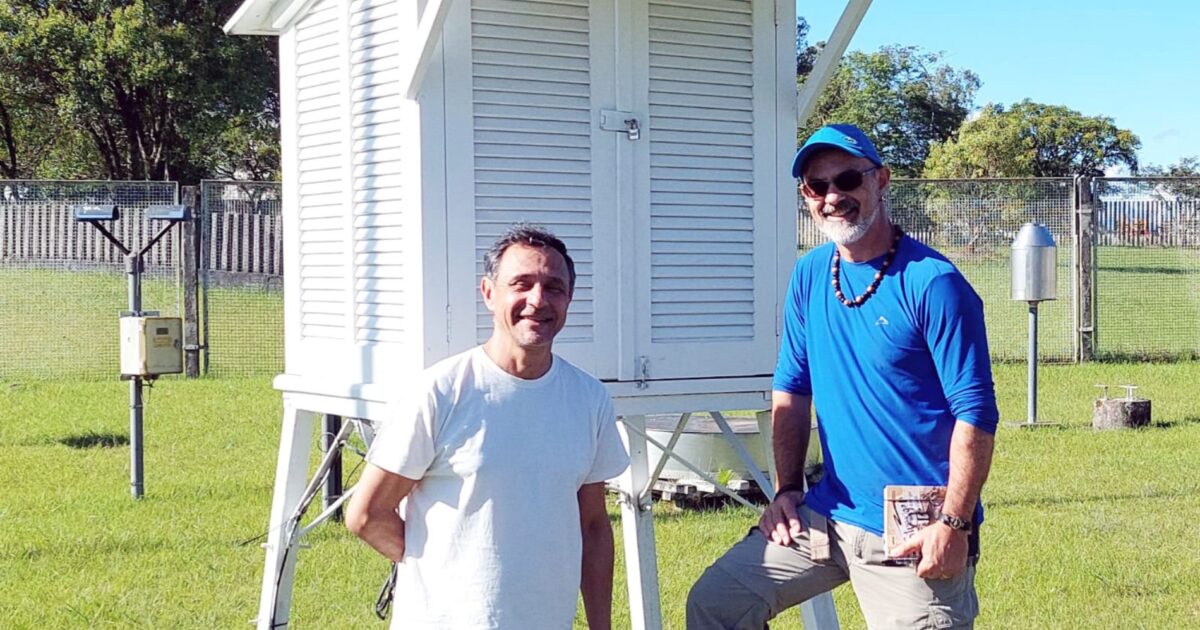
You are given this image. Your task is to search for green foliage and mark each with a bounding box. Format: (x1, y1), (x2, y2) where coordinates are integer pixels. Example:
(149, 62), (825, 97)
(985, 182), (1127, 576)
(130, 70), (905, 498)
(800, 45), (980, 177)
(1143, 156), (1200, 177)
(714, 468), (737, 487)
(924, 100), (1141, 178)
(1139, 157), (1200, 200)
(795, 17), (819, 78)
(0, 0), (279, 182)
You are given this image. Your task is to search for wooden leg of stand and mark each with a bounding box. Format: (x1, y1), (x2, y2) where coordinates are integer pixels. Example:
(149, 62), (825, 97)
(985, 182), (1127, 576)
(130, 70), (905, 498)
(256, 401), (317, 630)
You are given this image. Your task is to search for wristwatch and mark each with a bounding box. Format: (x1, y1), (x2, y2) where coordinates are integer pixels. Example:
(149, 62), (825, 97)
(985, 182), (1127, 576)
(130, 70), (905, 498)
(938, 512), (972, 533)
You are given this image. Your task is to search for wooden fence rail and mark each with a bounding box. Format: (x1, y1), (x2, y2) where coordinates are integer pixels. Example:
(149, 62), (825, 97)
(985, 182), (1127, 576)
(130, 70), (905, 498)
(0, 204), (285, 274)
(1097, 199), (1200, 248)
(205, 211), (284, 275)
(0, 204), (178, 266)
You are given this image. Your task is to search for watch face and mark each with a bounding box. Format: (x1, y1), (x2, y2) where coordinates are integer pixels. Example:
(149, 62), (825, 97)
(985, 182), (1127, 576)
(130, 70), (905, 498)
(941, 513), (970, 531)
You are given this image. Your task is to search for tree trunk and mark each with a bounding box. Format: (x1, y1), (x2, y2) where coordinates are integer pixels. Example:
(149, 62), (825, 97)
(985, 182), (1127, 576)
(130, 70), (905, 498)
(1092, 398), (1151, 430)
(0, 99), (17, 178)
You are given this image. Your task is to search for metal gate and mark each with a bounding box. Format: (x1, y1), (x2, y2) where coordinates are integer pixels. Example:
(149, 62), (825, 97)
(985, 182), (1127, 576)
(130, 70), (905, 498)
(197, 180), (285, 377)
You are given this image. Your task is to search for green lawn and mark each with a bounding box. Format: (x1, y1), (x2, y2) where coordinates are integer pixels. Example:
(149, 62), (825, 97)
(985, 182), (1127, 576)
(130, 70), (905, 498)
(2, 362), (1198, 628)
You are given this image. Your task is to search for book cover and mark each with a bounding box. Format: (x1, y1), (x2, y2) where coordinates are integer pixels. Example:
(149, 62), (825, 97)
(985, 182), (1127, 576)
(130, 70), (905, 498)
(883, 485), (947, 563)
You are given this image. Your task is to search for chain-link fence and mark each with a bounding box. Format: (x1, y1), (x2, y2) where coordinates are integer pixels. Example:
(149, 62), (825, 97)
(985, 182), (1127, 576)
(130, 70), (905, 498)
(1093, 177), (1200, 360)
(199, 180), (284, 377)
(800, 178), (1076, 362)
(4, 176), (1199, 381)
(0, 180), (180, 380)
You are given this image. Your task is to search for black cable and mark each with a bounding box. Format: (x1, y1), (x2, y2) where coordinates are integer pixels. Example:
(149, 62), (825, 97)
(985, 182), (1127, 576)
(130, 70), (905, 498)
(374, 563), (398, 620)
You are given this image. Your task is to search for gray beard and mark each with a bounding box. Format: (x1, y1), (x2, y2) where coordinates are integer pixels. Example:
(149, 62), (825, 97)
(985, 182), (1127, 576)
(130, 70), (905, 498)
(819, 202), (878, 246)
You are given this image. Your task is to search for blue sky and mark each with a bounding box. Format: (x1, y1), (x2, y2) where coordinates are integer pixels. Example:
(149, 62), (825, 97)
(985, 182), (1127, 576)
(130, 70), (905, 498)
(798, 0), (1199, 169)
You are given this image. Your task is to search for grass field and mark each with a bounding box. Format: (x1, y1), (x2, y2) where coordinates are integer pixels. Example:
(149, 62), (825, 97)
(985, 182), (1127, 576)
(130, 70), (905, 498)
(2, 362), (1198, 628)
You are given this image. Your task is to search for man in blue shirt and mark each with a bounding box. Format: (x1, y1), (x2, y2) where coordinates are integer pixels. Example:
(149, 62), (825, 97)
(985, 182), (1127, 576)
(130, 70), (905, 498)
(688, 124), (999, 629)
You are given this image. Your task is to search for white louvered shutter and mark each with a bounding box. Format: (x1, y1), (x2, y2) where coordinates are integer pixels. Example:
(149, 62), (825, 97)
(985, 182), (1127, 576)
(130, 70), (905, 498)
(635, 0), (778, 378)
(294, 0), (350, 340)
(350, 0), (416, 346)
(467, 0), (613, 375)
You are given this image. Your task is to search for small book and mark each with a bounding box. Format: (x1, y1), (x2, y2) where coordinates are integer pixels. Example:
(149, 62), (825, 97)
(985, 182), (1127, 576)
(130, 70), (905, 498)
(883, 485), (947, 563)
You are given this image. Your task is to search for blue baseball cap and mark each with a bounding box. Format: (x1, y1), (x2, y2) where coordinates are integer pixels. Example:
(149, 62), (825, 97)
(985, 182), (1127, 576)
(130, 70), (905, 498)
(791, 123), (883, 178)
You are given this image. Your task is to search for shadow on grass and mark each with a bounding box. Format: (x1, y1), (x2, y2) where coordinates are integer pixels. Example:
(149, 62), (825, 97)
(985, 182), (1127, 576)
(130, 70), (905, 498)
(58, 431), (128, 449)
(1152, 416), (1200, 429)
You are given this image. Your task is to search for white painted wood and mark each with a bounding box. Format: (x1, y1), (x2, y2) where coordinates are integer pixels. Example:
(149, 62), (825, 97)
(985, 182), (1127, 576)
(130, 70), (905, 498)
(225, 0), (303, 35)
(632, 0), (781, 380)
(586, 0), (624, 382)
(796, 0), (872, 129)
(457, 0), (616, 377)
(415, 15), (449, 368)
(774, 0), (798, 336)
(350, 0), (411, 358)
(294, 0), (350, 343)
(399, 0), (453, 99)
(612, 0), (640, 381)
(273, 0), (323, 31)
(338, 0), (358, 348)
(614, 414), (664, 630)
(440, 0), (480, 359)
(255, 403), (317, 630)
(279, 27), (304, 376)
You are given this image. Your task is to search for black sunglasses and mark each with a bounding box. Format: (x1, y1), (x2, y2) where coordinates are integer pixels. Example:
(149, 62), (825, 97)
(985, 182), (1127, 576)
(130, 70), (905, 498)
(802, 166), (879, 198)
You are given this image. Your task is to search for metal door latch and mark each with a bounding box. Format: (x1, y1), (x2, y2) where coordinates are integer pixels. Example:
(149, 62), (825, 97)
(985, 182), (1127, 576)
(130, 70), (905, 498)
(624, 118), (640, 140)
(600, 109), (641, 141)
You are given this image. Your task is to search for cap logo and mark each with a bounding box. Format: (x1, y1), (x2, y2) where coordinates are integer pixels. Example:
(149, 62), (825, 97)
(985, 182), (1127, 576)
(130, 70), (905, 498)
(842, 135), (858, 145)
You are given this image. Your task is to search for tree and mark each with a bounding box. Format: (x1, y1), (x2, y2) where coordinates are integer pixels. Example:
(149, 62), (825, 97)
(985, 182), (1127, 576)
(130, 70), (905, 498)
(796, 17), (820, 78)
(1143, 156), (1200, 178)
(799, 46), (980, 177)
(1140, 156), (1200, 202)
(0, 0), (279, 182)
(923, 100), (1141, 178)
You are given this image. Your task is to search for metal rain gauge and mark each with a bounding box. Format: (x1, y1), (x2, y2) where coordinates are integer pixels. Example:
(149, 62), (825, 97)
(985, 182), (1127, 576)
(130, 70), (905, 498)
(1008, 223), (1060, 428)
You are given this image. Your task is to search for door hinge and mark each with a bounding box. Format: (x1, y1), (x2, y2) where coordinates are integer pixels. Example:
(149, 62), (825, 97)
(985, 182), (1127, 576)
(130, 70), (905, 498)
(636, 356), (650, 390)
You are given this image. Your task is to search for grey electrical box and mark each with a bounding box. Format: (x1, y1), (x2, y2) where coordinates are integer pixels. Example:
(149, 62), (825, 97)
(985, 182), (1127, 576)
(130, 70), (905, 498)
(1011, 223), (1057, 302)
(120, 316), (183, 376)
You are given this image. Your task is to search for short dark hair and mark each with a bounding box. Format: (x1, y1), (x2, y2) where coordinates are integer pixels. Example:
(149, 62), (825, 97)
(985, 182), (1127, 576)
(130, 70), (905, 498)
(483, 223), (576, 292)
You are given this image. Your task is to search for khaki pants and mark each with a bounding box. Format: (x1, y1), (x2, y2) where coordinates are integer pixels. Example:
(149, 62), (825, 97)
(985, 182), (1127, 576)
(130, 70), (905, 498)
(687, 505), (978, 629)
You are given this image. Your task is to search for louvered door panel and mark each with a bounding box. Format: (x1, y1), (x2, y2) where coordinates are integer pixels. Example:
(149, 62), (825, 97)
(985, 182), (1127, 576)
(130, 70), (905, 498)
(295, 0), (350, 340)
(349, 0), (414, 344)
(637, 0), (778, 377)
(469, 0), (596, 346)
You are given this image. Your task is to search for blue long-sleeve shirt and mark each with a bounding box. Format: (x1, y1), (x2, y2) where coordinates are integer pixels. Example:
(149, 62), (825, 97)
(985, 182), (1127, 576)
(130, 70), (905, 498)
(773, 235), (998, 535)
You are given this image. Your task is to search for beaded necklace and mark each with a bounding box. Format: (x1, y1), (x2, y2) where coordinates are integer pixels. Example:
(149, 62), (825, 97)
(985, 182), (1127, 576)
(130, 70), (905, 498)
(831, 226), (904, 308)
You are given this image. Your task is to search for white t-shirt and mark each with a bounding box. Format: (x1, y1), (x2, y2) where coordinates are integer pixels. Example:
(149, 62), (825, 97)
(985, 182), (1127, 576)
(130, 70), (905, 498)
(367, 346), (629, 630)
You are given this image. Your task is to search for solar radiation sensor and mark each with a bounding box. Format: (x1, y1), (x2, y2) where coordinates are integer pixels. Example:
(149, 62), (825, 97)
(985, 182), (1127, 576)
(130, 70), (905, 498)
(145, 204), (191, 221)
(74, 205), (119, 222)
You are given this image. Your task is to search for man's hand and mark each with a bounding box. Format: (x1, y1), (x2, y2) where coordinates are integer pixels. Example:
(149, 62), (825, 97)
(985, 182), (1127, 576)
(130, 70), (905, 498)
(757, 488), (805, 546)
(889, 521), (969, 579)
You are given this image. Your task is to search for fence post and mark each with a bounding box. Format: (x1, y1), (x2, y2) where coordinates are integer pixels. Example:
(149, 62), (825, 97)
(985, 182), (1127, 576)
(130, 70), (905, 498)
(1074, 176), (1096, 362)
(181, 185), (202, 378)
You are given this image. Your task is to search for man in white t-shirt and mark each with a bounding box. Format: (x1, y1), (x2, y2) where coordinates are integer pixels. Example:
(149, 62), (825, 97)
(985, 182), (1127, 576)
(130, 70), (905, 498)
(347, 224), (629, 629)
